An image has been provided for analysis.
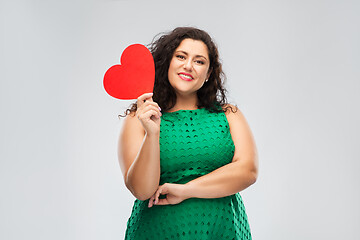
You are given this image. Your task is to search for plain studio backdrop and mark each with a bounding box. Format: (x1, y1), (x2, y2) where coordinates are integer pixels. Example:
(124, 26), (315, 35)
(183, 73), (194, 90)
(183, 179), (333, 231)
(1, 0), (359, 239)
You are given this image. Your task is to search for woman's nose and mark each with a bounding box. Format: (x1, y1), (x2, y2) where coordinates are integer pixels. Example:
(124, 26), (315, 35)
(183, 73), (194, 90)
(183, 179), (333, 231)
(183, 59), (192, 71)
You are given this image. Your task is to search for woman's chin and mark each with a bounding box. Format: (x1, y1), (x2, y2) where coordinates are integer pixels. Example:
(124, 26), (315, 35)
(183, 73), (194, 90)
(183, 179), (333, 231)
(172, 85), (200, 95)
(174, 90), (199, 98)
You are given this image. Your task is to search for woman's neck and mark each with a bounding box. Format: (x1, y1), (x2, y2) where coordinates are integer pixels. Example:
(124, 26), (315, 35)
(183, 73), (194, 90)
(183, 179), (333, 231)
(169, 93), (199, 111)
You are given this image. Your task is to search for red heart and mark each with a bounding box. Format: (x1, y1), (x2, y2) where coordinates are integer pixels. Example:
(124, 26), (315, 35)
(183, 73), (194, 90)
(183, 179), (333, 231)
(103, 44), (155, 100)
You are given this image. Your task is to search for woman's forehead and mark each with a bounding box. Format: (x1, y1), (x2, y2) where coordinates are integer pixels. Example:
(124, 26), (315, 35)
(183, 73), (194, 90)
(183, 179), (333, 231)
(175, 39), (209, 58)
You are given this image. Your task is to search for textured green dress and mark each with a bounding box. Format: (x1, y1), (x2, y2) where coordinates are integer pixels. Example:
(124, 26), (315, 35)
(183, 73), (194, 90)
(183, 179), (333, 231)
(124, 108), (252, 240)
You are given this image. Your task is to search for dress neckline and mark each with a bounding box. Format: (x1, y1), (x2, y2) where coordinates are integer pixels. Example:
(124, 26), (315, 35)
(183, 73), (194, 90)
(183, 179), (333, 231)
(163, 108), (204, 114)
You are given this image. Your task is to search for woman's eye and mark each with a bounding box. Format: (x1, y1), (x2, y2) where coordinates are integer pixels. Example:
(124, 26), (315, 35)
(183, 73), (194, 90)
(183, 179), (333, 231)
(196, 60), (205, 65)
(176, 55), (185, 59)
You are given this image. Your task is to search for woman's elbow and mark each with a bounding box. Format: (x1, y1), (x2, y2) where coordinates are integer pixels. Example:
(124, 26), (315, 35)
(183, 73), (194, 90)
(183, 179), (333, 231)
(250, 155), (259, 185)
(133, 191), (152, 201)
(245, 161), (258, 186)
(125, 179), (155, 201)
(250, 169), (258, 185)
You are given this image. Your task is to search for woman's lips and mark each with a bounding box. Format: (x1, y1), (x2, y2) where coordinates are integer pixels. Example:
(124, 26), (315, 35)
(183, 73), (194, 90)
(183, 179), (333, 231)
(178, 73), (194, 81)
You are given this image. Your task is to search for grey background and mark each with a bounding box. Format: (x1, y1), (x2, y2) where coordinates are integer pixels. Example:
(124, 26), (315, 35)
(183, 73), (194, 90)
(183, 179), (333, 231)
(1, 0), (359, 239)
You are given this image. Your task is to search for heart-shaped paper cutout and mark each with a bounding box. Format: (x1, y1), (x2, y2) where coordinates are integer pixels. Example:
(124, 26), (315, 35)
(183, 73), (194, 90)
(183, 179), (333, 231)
(103, 44), (155, 100)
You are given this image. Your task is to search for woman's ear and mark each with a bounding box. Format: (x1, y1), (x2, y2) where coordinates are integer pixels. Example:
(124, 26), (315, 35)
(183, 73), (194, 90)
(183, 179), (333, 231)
(207, 68), (212, 79)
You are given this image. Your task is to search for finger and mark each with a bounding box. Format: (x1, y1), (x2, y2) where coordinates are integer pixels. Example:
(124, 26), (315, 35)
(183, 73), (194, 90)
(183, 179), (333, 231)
(156, 198), (169, 205)
(155, 188), (162, 205)
(138, 102), (161, 118)
(141, 101), (161, 111)
(156, 184), (170, 204)
(137, 103), (161, 120)
(137, 93), (153, 108)
(139, 109), (161, 121)
(148, 195), (154, 208)
(141, 104), (162, 116)
(137, 106), (160, 120)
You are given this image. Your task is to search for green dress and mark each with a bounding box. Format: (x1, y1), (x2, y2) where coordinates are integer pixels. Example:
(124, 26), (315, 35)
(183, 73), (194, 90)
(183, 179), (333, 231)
(124, 108), (252, 240)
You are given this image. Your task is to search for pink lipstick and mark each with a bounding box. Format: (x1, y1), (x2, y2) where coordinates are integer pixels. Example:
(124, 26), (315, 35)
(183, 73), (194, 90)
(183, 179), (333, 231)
(178, 72), (194, 81)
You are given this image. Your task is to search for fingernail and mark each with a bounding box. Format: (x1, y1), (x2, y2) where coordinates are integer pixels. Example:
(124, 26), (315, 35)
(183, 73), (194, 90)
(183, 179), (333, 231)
(158, 107), (161, 111)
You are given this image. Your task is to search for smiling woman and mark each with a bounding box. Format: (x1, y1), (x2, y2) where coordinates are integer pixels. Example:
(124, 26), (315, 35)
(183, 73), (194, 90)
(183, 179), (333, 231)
(167, 39), (211, 104)
(118, 27), (258, 239)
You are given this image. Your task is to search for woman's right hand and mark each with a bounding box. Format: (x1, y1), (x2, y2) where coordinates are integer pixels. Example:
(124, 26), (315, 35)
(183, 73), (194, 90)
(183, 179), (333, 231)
(136, 93), (162, 136)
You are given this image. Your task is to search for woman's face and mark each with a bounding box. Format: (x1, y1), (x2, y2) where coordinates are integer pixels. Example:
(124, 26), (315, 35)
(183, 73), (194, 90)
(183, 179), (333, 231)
(168, 38), (211, 97)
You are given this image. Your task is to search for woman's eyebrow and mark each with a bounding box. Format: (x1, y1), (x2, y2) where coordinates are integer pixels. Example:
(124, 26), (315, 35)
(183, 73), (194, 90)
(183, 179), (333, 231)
(175, 50), (208, 61)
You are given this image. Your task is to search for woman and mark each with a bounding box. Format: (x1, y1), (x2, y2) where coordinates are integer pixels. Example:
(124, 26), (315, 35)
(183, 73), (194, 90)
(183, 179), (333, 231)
(118, 27), (258, 239)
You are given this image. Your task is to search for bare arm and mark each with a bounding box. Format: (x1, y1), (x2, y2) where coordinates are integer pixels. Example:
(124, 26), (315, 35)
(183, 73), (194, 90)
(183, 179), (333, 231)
(149, 105), (258, 206)
(118, 93), (162, 201)
(183, 105), (258, 198)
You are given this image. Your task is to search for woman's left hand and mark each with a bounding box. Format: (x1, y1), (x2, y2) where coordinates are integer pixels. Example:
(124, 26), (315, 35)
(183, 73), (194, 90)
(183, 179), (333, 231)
(148, 183), (189, 208)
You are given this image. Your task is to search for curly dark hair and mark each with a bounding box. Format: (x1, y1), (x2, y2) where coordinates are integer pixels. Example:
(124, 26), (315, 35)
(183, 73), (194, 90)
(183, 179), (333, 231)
(119, 27), (237, 117)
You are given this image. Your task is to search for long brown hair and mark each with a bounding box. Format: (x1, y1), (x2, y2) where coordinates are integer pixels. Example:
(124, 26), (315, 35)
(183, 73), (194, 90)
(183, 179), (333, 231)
(119, 27), (236, 117)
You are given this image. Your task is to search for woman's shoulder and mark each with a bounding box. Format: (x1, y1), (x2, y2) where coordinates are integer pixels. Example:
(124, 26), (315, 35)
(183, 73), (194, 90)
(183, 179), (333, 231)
(122, 110), (137, 125)
(222, 103), (250, 128)
(222, 103), (240, 116)
(121, 110), (145, 135)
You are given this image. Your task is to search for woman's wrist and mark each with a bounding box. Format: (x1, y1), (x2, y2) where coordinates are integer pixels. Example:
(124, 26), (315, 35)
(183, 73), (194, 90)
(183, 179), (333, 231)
(182, 181), (196, 200)
(145, 131), (160, 138)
